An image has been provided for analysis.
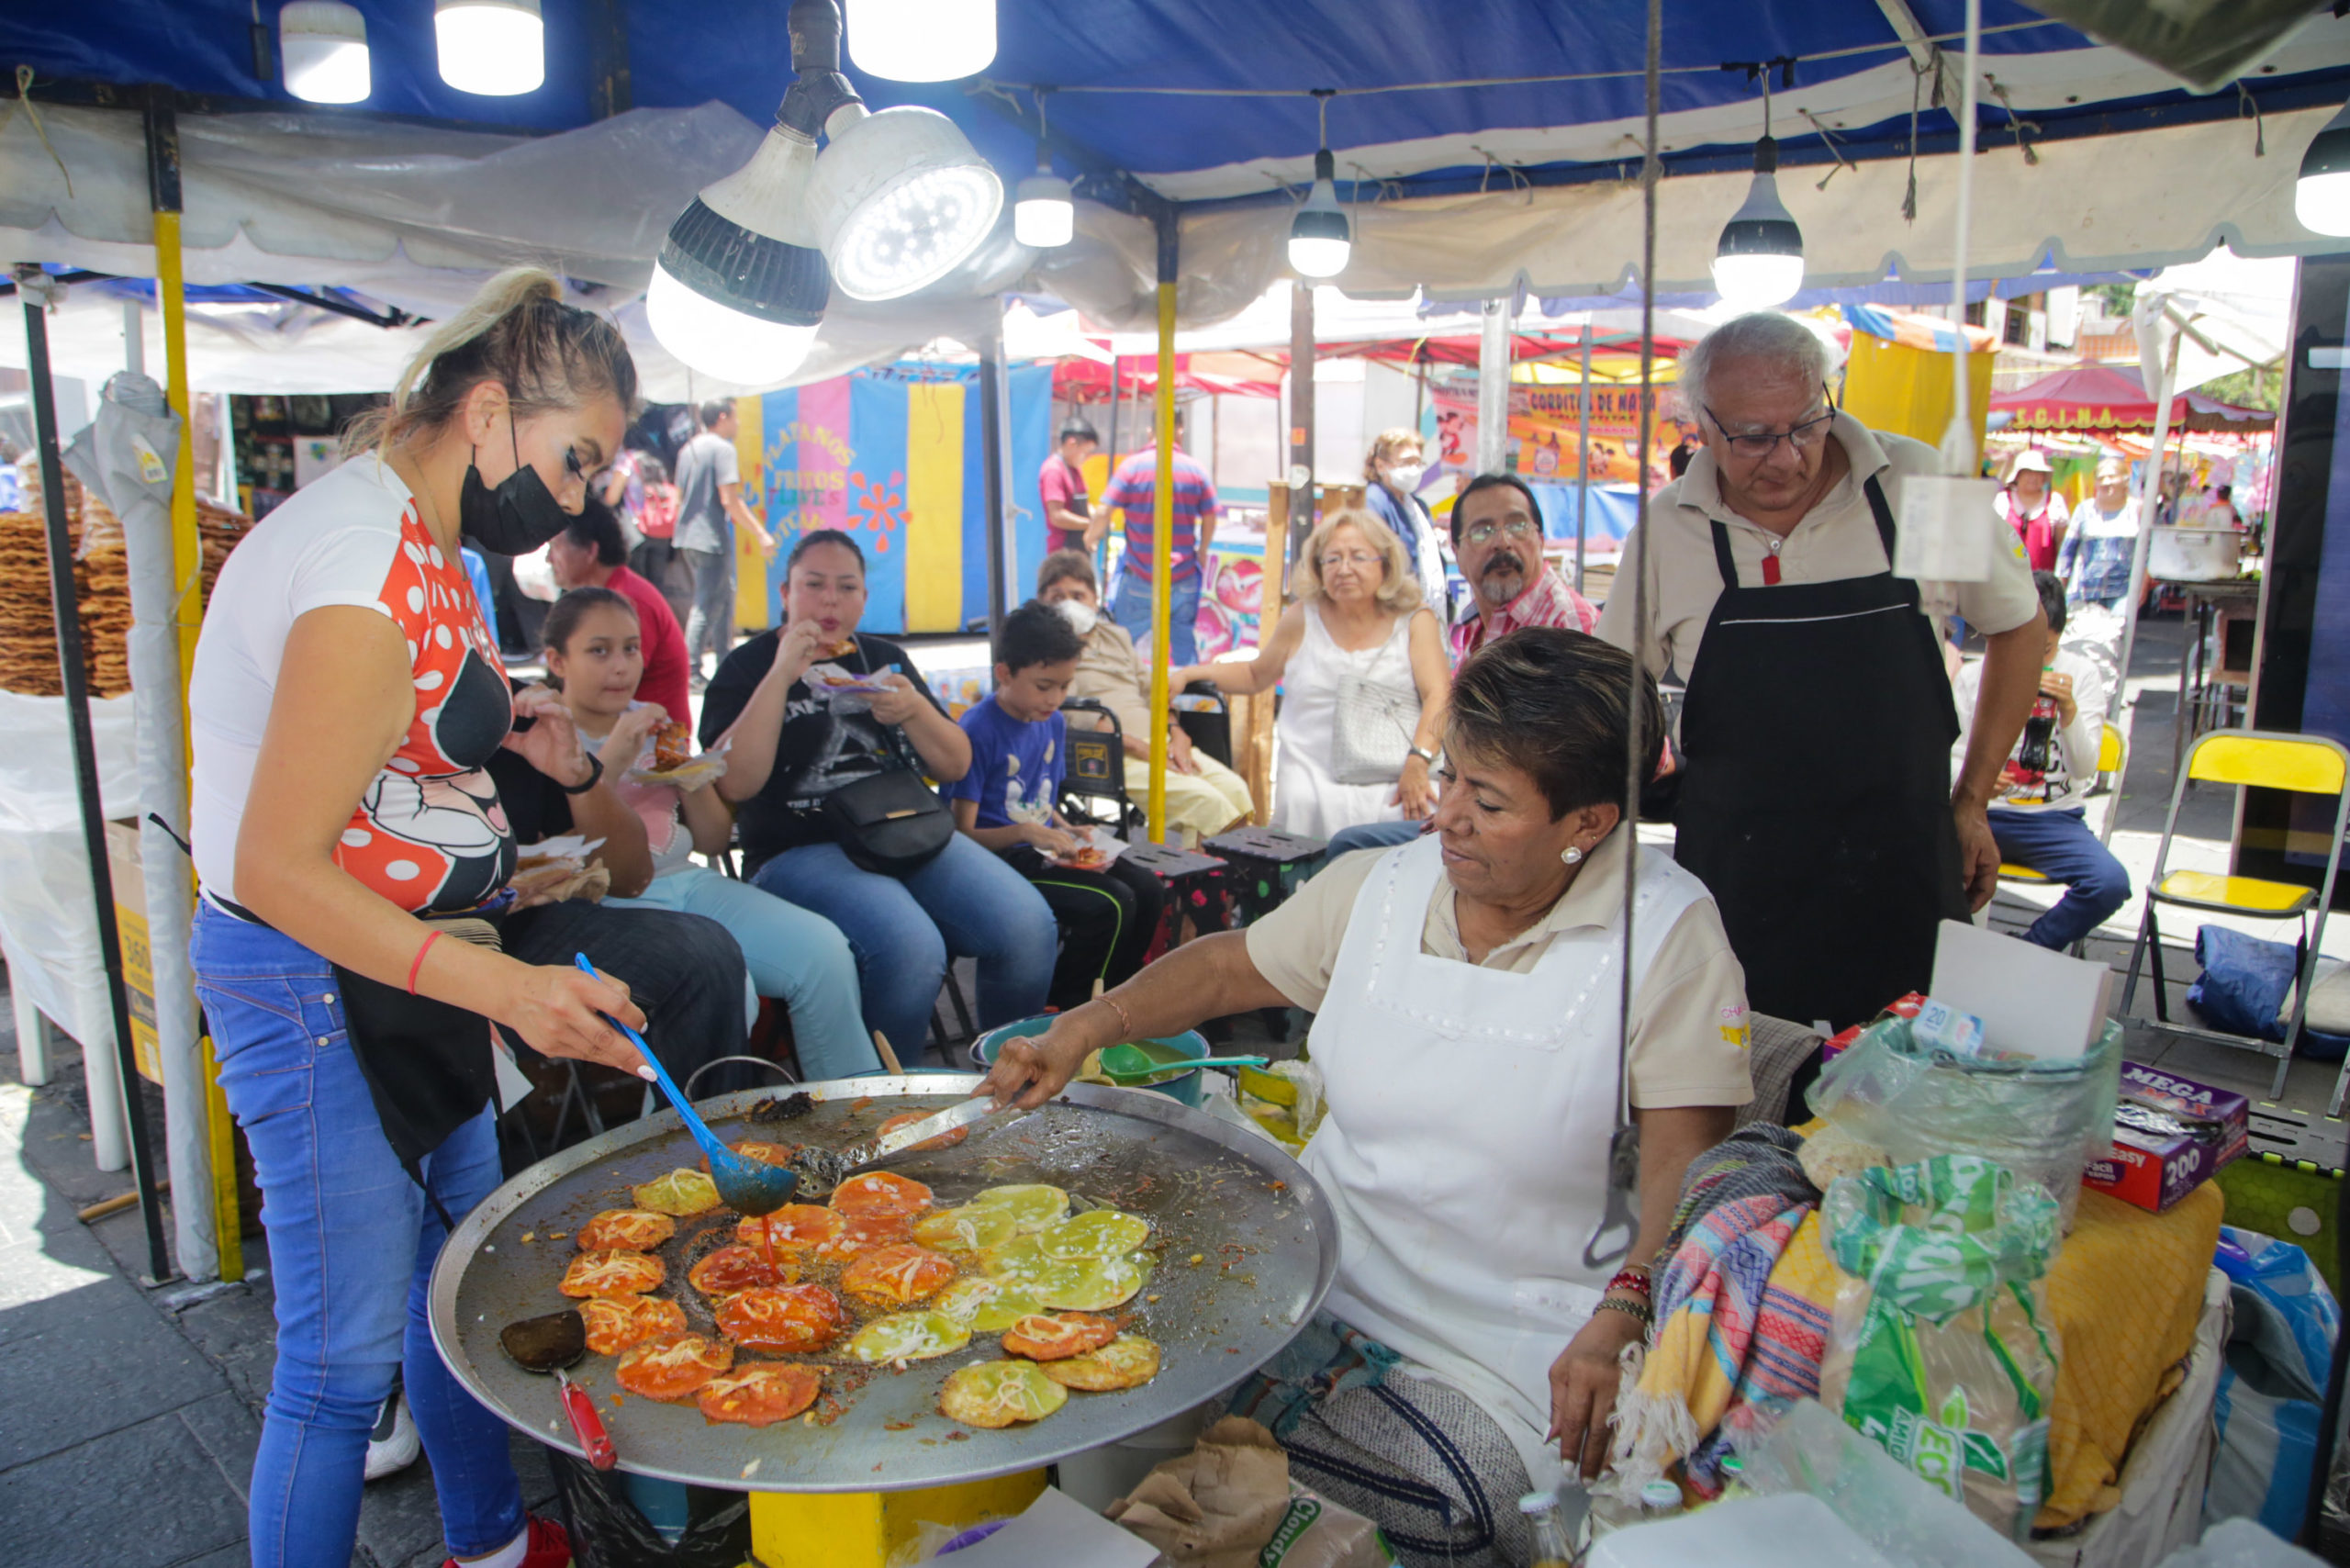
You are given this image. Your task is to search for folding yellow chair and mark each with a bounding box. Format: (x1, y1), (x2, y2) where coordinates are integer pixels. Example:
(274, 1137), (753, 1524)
(2118, 729), (2350, 1102)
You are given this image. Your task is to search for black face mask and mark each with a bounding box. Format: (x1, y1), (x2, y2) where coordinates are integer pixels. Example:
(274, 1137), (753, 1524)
(459, 415), (573, 554)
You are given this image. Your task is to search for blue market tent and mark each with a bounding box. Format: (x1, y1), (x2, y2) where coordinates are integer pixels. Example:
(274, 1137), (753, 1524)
(4, 1), (2347, 384)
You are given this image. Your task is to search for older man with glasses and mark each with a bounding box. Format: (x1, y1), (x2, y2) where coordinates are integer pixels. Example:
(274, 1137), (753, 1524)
(1447, 473), (1598, 664)
(1597, 312), (2045, 1039)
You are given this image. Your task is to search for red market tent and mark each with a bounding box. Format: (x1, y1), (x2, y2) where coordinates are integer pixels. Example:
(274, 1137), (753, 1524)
(1987, 364), (2274, 435)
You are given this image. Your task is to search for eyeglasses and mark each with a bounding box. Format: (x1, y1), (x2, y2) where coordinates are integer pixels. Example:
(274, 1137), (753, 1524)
(1460, 516), (1540, 546)
(1319, 551), (1381, 571)
(1705, 403), (1837, 460)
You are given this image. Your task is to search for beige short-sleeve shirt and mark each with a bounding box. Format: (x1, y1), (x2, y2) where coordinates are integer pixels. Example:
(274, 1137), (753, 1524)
(1595, 412), (2040, 684)
(1068, 618), (1152, 740)
(1245, 831), (1755, 1110)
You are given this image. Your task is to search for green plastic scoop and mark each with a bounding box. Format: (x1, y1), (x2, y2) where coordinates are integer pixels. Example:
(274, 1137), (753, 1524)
(1096, 1041), (1271, 1084)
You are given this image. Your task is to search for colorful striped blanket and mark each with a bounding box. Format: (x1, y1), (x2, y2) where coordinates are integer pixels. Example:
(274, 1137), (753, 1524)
(1612, 1128), (1834, 1496)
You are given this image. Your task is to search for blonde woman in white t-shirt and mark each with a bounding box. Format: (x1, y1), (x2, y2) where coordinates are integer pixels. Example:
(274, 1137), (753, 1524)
(186, 269), (647, 1568)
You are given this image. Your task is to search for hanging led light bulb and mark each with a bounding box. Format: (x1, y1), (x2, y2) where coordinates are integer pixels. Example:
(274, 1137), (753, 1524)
(2298, 99), (2350, 237)
(1288, 92), (1351, 279)
(279, 0), (370, 104)
(843, 0), (995, 82)
(1014, 93), (1074, 250)
(649, 0), (1003, 382)
(435, 0), (544, 96)
(1712, 77), (1806, 309)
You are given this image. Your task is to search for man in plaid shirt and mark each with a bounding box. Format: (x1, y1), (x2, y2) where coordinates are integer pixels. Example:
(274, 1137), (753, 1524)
(1101, 407), (1219, 666)
(1446, 473), (1597, 665)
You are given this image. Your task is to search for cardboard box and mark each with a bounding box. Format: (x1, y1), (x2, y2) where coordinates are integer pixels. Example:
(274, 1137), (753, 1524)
(2082, 1062), (2249, 1212)
(105, 820), (162, 1084)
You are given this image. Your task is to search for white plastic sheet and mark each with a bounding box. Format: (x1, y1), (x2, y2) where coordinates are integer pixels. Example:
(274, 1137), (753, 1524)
(0, 689), (140, 1072)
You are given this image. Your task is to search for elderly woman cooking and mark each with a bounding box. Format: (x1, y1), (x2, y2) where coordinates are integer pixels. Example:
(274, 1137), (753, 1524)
(983, 628), (1751, 1568)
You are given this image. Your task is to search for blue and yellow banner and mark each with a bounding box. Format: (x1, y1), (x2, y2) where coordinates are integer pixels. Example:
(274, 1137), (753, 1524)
(733, 364), (1052, 634)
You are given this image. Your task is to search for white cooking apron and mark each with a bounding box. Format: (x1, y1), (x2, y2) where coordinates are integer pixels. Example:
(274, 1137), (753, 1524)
(1301, 833), (1707, 1477)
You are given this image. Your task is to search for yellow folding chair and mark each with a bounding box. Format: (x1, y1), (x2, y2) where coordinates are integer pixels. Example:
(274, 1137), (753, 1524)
(2118, 729), (2350, 1102)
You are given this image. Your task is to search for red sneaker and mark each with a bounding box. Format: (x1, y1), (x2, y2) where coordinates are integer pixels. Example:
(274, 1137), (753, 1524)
(442, 1516), (570, 1568)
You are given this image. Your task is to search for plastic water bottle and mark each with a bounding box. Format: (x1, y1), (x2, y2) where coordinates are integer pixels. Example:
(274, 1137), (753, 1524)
(1520, 1489), (1578, 1568)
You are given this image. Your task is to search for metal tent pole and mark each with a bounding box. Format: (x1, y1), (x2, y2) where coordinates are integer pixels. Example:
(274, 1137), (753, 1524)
(1575, 322), (1594, 594)
(2109, 331), (2181, 730)
(978, 321), (1010, 642)
(23, 290), (173, 1284)
(1146, 213), (1179, 843)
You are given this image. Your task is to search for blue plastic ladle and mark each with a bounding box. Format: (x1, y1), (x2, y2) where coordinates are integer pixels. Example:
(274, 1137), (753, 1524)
(573, 953), (799, 1215)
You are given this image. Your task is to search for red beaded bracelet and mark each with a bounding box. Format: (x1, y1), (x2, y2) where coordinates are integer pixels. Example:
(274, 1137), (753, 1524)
(1606, 1268), (1652, 1297)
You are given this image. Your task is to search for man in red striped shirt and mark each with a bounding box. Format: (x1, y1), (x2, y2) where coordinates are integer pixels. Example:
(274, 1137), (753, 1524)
(1101, 407), (1218, 666)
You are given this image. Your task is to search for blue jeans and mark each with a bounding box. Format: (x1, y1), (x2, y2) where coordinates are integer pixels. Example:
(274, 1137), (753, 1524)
(604, 865), (881, 1081)
(189, 902), (521, 1568)
(1113, 564), (1203, 666)
(1989, 806), (2132, 950)
(1326, 820), (1424, 858)
(751, 835), (1058, 1061)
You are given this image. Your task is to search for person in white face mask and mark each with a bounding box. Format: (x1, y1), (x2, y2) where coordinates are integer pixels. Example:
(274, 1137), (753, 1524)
(1037, 549), (1257, 845)
(1362, 429), (1450, 619)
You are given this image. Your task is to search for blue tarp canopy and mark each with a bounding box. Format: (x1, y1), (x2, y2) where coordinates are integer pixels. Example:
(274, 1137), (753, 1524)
(5, 3), (2347, 389)
(12, 1), (2350, 206)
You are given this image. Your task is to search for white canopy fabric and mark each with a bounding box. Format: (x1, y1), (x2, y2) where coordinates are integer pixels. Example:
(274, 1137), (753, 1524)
(2132, 252), (2295, 397)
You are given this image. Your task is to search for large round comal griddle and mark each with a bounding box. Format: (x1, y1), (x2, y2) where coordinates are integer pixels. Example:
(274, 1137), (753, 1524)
(429, 1074), (1337, 1492)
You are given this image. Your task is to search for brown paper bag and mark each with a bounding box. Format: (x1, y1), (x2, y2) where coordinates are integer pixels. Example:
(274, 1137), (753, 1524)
(1105, 1417), (1395, 1568)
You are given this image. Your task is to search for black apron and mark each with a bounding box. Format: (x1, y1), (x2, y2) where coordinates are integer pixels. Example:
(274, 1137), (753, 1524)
(1673, 475), (1968, 1032)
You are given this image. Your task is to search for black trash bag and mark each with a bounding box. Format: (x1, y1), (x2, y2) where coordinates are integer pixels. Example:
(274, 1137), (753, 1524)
(546, 1449), (753, 1568)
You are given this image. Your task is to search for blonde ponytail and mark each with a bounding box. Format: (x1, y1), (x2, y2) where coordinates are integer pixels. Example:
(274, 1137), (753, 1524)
(346, 266), (637, 456)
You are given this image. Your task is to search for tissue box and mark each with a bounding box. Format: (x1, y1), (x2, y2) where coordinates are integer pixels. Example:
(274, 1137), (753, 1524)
(2082, 1062), (2249, 1212)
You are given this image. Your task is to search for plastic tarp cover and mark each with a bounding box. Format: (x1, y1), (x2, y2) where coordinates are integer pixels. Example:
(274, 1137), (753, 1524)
(63, 372), (218, 1281)
(0, 690), (140, 1061)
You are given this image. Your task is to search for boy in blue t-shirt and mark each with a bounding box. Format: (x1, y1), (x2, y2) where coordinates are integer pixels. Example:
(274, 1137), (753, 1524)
(946, 600), (1164, 1008)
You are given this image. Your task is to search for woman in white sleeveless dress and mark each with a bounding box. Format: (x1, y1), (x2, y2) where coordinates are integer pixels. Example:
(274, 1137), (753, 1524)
(1175, 509), (1450, 840)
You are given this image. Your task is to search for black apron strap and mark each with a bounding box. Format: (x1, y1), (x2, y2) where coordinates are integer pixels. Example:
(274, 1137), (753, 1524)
(1707, 519), (1740, 588)
(1862, 474), (1898, 563)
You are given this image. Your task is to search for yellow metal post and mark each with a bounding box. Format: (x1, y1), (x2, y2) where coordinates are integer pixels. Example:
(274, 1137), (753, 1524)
(732, 394), (771, 633)
(1147, 279), (1177, 842)
(745, 1469), (1046, 1568)
(156, 160), (242, 1281)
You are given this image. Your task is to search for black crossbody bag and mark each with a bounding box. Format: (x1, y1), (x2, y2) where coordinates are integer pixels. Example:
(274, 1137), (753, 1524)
(816, 665), (955, 875)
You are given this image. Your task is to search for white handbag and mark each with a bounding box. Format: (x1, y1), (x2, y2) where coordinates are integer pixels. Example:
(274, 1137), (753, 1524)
(1330, 673), (1419, 785)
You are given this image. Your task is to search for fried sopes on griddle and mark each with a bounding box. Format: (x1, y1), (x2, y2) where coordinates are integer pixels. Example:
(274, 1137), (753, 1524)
(937, 1361), (1067, 1428)
(688, 1245), (780, 1299)
(830, 1170), (933, 1217)
(562, 1249), (666, 1298)
(632, 1168), (722, 1216)
(576, 1209), (676, 1251)
(734, 1204), (844, 1258)
(1040, 1335), (1162, 1391)
(715, 1283), (847, 1353)
(580, 1294), (687, 1356)
(999, 1312), (1117, 1361)
(697, 1363), (823, 1428)
(615, 1333), (734, 1401)
(841, 1243), (957, 1307)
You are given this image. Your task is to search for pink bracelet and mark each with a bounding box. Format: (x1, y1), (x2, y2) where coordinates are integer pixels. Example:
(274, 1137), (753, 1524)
(407, 930), (442, 995)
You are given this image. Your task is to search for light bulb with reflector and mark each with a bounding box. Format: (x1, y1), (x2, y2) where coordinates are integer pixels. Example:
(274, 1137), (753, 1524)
(843, 0), (995, 82)
(1711, 136), (1806, 308)
(1014, 144), (1073, 250)
(647, 264), (821, 386)
(810, 105), (1005, 300)
(1288, 148), (1351, 279)
(647, 125), (832, 386)
(280, 1), (370, 104)
(435, 0), (544, 96)
(2298, 101), (2350, 237)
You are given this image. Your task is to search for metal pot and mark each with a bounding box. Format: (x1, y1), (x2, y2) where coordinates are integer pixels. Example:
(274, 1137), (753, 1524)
(2147, 526), (2241, 583)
